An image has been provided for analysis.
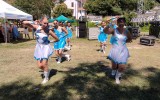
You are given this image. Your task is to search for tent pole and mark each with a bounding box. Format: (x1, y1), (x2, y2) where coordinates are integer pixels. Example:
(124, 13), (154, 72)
(4, 18), (7, 43)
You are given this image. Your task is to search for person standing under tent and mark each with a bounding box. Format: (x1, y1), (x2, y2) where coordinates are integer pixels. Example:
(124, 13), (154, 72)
(11, 22), (19, 41)
(104, 17), (132, 84)
(23, 17), (59, 84)
(23, 25), (30, 39)
(0, 23), (4, 42)
(2, 22), (11, 42)
(97, 21), (108, 54)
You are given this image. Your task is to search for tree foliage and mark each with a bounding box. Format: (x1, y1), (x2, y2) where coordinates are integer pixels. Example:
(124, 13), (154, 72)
(14, 0), (54, 20)
(84, 0), (157, 16)
(144, 0), (157, 11)
(84, 0), (159, 25)
(52, 3), (72, 18)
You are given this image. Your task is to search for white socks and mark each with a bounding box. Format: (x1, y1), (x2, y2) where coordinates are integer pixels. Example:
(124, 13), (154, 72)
(65, 46), (71, 50)
(57, 56), (59, 59)
(62, 54), (71, 61)
(102, 45), (106, 53)
(99, 44), (106, 53)
(44, 70), (50, 80)
(99, 46), (102, 52)
(41, 70), (50, 84)
(57, 57), (61, 64)
(115, 71), (122, 84)
(57, 54), (71, 64)
(67, 42), (70, 47)
(111, 70), (116, 76)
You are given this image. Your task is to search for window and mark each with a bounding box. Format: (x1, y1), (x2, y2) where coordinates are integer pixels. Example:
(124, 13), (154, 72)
(71, 2), (74, 7)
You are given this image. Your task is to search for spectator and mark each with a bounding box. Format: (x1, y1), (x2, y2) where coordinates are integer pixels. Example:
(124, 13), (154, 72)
(23, 25), (30, 39)
(12, 22), (19, 41)
(2, 22), (11, 42)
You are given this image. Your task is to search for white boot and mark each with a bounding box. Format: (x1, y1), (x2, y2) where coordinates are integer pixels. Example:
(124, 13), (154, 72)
(99, 47), (102, 52)
(115, 71), (122, 84)
(111, 70), (116, 76)
(102, 45), (106, 54)
(41, 70), (50, 84)
(64, 46), (68, 50)
(66, 54), (71, 61)
(68, 45), (71, 50)
(57, 57), (61, 64)
(68, 42), (71, 48)
(56, 56), (59, 61)
(62, 54), (71, 61)
(66, 46), (71, 51)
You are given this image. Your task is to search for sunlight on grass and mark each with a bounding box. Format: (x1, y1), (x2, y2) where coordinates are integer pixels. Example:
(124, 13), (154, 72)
(0, 32), (160, 99)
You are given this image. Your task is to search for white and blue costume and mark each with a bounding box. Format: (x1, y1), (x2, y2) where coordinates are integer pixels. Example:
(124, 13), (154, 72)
(98, 26), (108, 43)
(54, 27), (67, 50)
(107, 28), (129, 64)
(110, 24), (118, 44)
(34, 26), (53, 60)
(66, 26), (72, 39)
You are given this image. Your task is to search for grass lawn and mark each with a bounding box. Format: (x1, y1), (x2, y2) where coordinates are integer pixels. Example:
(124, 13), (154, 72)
(0, 32), (160, 100)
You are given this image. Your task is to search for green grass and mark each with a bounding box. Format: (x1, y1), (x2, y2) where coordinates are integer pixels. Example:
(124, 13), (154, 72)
(0, 32), (160, 100)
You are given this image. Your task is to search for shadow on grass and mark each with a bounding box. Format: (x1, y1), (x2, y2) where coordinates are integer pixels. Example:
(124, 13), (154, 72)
(0, 62), (160, 100)
(40, 69), (58, 79)
(10, 39), (33, 44)
(0, 39), (33, 44)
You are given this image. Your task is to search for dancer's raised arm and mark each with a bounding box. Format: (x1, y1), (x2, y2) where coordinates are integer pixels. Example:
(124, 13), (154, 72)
(22, 21), (38, 29)
(103, 25), (114, 35)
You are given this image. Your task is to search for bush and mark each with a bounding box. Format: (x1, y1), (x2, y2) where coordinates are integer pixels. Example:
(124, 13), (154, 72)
(88, 22), (97, 27)
(140, 24), (150, 32)
(71, 21), (78, 27)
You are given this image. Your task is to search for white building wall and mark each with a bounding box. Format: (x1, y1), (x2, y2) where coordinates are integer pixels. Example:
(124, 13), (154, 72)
(78, 10), (85, 19)
(64, 0), (77, 18)
(64, 0), (75, 9)
(75, 1), (78, 19)
(64, 0), (86, 20)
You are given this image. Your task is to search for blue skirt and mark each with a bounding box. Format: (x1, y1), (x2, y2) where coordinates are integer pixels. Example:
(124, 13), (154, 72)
(54, 41), (59, 50)
(54, 36), (67, 50)
(67, 31), (72, 39)
(98, 33), (107, 43)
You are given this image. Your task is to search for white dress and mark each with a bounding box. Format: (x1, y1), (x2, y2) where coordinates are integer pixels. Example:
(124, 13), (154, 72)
(34, 26), (53, 60)
(24, 27), (29, 34)
(107, 28), (129, 64)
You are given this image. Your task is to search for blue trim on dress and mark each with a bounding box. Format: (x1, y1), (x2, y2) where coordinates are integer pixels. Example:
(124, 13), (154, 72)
(54, 48), (60, 50)
(107, 56), (117, 64)
(107, 56), (127, 64)
(34, 51), (53, 61)
(98, 40), (107, 43)
(110, 36), (119, 45)
(54, 47), (65, 50)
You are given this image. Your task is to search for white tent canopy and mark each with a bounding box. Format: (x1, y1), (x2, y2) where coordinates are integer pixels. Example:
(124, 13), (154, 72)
(0, 0), (33, 20)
